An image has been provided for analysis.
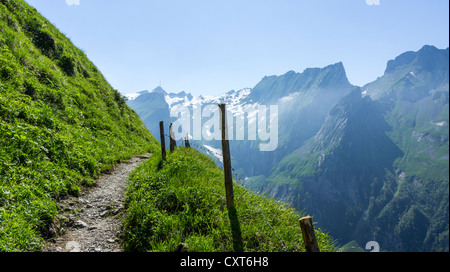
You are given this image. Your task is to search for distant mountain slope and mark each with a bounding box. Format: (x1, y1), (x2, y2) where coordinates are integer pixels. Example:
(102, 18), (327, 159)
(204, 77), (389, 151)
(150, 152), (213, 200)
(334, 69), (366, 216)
(362, 45), (449, 251)
(126, 87), (172, 140)
(364, 45), (449, 100)
(245, 62), (351, 105)
(127, 63), (356, 177)
(265, 89), (404, 245)
(0, 0), (158, 251)
(363, 46), (449, 182)
(125, 86), (253, 151)
(264, 45), (449, 251)
(236, 62), (357, 177)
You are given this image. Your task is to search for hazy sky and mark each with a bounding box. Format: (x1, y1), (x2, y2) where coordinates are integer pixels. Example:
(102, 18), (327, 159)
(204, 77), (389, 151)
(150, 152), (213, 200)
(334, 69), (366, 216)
(24, 0), (449, 96)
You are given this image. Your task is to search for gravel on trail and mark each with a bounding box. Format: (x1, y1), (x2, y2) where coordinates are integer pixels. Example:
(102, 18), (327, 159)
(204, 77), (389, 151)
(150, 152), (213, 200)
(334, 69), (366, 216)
(46, 154), (150, 252)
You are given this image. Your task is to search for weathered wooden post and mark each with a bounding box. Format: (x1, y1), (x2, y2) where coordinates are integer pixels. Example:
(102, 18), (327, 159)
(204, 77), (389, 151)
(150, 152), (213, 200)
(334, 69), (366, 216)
(299, 216), (320, 252)
(159, 121), (166, 161)
(185, 133), (191, 148)
(219, 104), (234, 210)
(219, 104), (243, 252)
(169, 123), (176, 152)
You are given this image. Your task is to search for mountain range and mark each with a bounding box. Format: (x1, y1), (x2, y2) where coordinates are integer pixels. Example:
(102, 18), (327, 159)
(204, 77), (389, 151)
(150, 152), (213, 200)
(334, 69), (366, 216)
(125, 45), (449, 252)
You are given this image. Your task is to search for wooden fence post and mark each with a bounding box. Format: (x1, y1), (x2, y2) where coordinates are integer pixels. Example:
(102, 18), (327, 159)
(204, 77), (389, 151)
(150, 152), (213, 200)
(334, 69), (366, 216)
(185, 133), (190, 148)
(219, 104), (234, 210)
(299, 216), (320, 252)
(159, 121), (166, 161)
(169, 123), (176, 152)
(219, 104), (243, 252)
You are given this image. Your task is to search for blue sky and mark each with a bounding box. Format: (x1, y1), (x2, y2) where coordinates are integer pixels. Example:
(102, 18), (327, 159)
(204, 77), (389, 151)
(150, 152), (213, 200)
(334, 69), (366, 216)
(24, 0), (449, 96)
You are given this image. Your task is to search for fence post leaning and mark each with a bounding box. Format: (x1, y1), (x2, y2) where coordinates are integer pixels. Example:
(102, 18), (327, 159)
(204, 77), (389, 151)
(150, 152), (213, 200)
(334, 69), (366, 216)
(169, 123), (176, 152)
(218, 103), (243, 252)
(159, 121), (166, 161)
(299, 216), (320, 252)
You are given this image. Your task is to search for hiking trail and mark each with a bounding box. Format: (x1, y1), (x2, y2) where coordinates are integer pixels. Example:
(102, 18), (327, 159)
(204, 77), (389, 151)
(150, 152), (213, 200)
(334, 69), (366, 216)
(46, 154), (150, 252)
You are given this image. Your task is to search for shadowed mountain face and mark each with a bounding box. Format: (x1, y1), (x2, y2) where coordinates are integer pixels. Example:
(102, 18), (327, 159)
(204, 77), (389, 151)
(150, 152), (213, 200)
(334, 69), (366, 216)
(127, 88), (172, 141)
(265, 90), (405, 245)
(229, 62), (357, 178)
(126, 45), (449, 252)
(261, 45), (449, 251)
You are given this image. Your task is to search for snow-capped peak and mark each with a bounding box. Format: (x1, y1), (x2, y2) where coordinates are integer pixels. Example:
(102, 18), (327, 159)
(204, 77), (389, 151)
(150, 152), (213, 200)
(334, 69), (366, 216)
(124, 86), (253, 111)
(123, 90), (149, 101)
(164, 88), (252, 109)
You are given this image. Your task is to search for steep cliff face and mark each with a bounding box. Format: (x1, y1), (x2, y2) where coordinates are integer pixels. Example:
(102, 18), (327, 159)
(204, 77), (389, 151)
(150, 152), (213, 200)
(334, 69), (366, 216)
(362, 45), (449, 251)
(262, 46), (449, 251)
(364, 46), (449, 181)
(266, 89), (404, 243)
(234, 62), (357, 177)
(246, 62), (351, 104)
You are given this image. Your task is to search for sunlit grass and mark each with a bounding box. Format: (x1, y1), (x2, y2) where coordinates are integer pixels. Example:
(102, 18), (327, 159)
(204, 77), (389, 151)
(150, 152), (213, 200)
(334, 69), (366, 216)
(122, 148), (336, 252)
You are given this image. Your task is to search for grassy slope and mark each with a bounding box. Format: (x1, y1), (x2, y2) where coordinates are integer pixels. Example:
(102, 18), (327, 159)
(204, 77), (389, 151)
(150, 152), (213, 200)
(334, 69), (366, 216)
(123, 147), (336, 252)
(0, 0), (158, 251)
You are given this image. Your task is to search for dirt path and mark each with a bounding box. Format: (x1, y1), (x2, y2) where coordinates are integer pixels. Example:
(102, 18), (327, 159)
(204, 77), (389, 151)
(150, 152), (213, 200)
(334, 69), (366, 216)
(46, 154), (150, 252)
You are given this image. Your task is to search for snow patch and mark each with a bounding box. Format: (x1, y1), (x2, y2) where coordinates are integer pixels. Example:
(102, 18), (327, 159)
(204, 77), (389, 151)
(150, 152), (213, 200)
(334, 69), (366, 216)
(203, 145), (223, 163)
(123, 93), (141, 101)
(164, 95), (184, 108)
(121, 90), (149, 101)
(434, 121), (448, 127)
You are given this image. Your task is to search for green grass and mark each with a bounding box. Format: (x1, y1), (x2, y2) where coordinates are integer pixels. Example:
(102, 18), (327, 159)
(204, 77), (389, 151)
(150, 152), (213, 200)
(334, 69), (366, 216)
(0, 0), (159, 251)
(122, 147), (336, 252)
